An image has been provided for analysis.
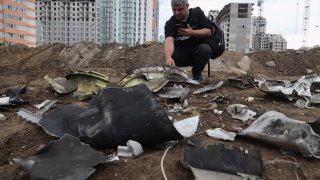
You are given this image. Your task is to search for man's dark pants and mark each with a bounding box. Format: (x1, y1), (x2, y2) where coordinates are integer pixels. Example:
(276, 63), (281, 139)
(172, 43), (211, 80)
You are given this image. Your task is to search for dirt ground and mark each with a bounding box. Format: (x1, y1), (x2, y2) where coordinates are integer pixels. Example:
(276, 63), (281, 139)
(0, 42), (320, 180)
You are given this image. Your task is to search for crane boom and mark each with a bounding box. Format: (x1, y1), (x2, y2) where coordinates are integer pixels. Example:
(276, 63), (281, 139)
(254, 0), (264, 51)
(302, 0), (311, 48)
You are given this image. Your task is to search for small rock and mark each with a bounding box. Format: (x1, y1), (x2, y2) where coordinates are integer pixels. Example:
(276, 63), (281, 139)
(245, 96), (255, 102)
(237, 55), (251, 72)
(306, 69), (313, 74)
(265, 61), (276, 67)
(21, 146), (26, 149)
(0, 113), (7, 121)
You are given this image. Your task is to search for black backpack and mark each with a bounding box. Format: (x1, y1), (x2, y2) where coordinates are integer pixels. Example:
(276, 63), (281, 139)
(204, 15), (225, 77)
(205, 15), (225, 59)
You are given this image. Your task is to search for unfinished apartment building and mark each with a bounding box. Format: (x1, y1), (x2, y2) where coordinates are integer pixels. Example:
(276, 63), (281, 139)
(100, 0), (159, 46)
(250, 16), (266, 52)
(0, 0), (36, 47)
(35, 0), (100, 45)
(251, 16), (287, 52)
(259, 34), (287, 51)
(216, 3), (254, 53)
(35, 0), (159, 46)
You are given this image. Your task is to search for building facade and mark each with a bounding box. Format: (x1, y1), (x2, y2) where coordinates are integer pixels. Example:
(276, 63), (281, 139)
(259, 34), (287, 51)
(250, 16), (287, 52)
(0, 0), (36, 47)
(35, 0), (100, 46)
(250, 16), (266, 52)
(35, 0), (159, 46)
(216, 3), (254, 53)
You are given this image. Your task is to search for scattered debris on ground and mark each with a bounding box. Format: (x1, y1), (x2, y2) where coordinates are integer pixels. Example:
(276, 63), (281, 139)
(1, 42), (320, 179)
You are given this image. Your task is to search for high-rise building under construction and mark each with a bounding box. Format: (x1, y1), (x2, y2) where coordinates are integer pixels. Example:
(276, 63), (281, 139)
(35, 0), (159, 46)
(0, 0), (36, 47)
(216, 3), (254, 53)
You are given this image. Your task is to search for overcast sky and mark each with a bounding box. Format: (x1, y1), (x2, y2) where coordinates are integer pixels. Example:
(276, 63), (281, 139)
(159, 0), (320, 49)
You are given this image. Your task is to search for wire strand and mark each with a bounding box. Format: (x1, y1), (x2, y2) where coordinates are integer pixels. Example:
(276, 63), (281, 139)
(161, 146), (172, 180)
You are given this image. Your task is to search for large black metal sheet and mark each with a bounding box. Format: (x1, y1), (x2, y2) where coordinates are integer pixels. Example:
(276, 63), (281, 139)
(182, 138), (263, 177)
(14, 134), (107, 180)
(39, 105), (86, 137)
(79, 84), (183, 148)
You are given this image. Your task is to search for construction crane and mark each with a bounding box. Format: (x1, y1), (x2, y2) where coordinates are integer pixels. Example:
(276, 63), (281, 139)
(301, 0), (311, 48)
(256, 0), (264, 34)
(254, 0), (264, 51)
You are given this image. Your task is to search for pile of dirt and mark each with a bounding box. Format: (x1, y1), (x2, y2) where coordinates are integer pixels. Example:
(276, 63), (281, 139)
(1, 42), (320, 180)
(248, 48), (320, 77)
(1, 42), (319, 77)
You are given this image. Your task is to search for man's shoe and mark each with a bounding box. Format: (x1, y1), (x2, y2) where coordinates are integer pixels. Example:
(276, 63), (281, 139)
(193, 75), (205, 82)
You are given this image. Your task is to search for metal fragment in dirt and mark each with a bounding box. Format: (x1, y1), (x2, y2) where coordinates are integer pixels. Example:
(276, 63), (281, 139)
(182, 139), (263, 177)
(190, 166), (243, 180)
(66, 70), (110, 100)
(39, 105), (86, 137)
(35, 100), (58, 116)
(17, 108), (42, 124)
(259, 75), (320, 102)
(78, 84), (183, 148)
(0, 97), (10, 106)
(206, 128), (236, 141)
(158, 84), (190, 102)
(130, 64), (197, 84)
(228, 75), (258, 89)
(193, 81), (224, 94)
(44, 75), (77, 94)
(239, 111), (320, 158)
(227, 104), (256, 121)
(13, 134), (108, 180)
(118, 73), (169, 92)
(117, 140), (143, 158)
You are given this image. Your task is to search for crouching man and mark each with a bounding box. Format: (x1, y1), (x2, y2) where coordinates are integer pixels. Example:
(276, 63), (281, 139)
(164, 0), (212, 81)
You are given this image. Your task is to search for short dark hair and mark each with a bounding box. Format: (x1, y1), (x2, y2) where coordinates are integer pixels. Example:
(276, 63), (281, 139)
(171, 0), (188, 6)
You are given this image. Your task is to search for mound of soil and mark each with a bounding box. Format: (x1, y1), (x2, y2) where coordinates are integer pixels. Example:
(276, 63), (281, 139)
(248, 48), (320, 77)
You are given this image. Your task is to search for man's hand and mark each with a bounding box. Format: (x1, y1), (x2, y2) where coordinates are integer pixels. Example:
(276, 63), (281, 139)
(177, 24), (193, 36)
(165, 57), (176, 66)
(164, 37), (175, 66)
(178, 25), (211, 38)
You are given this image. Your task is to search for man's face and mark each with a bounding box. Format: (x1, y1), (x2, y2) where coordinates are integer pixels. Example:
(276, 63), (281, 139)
(172, 3), (189, 21)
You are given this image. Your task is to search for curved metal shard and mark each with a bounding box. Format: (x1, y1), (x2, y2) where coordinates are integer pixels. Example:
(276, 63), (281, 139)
(13, 134), (107, 180)
(193, 81), (224, 94)
(240, 111), (320, 158)
(44, 75), (77, 94)
(39, 105), (86, 137)
(131, 64), (196, 84)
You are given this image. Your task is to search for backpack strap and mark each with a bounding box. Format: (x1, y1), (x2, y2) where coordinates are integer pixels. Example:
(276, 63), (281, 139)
(208, 60), (211, 77)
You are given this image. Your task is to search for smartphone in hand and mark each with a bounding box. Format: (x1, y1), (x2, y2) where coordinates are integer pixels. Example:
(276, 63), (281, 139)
(176, 23), (187, 30)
